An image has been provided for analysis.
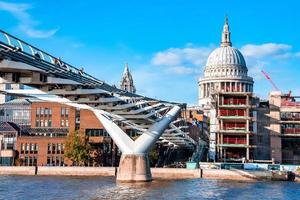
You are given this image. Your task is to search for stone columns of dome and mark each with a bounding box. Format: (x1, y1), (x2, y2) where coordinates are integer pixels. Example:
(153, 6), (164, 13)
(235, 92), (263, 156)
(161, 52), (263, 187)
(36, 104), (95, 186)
(243, 83), (246, 92)
(229, 82), (232, 92)
(208, 83), (210, 96)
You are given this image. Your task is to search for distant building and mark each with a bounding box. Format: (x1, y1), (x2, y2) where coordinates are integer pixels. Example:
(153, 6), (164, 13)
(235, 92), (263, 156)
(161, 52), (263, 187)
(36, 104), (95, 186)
(267, 91), (300, 164)
(198, 17), (255, 162)
(0, 122), (19, 166)
(181, 106), (209, 161)
(0, 78), (23, 103)
(0, 98), (115, 166)
(120, 63), (136, 93)
(253, 99), (271, 161)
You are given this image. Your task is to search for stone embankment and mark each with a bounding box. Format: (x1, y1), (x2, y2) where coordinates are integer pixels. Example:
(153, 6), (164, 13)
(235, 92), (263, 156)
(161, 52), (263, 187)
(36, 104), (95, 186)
(0, 166), (296, 181)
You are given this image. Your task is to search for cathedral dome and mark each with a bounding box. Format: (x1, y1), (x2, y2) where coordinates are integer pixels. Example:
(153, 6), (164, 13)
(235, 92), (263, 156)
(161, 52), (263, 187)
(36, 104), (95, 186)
(206, 46), (246, 69)
(204, 17), (248, 78)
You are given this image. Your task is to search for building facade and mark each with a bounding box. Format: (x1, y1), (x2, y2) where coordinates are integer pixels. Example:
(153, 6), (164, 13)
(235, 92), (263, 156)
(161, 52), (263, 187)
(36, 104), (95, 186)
(268, 91), (300, 164)
(0, 77), (23, 104)
(198, 17), (254, 162)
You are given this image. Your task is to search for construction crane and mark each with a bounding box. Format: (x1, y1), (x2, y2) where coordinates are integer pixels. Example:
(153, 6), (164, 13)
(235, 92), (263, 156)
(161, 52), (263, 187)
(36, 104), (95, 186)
(261, 70), (280, 91)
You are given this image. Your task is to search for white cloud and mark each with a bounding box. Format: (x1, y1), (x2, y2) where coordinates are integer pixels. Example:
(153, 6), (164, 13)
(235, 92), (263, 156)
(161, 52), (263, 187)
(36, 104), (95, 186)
(241, 43), (291, 58)
(167, 66), (195, 75)
(0, 1), (58, 38)
(151, 44), (213, 75)
(151, 50), (181, 66)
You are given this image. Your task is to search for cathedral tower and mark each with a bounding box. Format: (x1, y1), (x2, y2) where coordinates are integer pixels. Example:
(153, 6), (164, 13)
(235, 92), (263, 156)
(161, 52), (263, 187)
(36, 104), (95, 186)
(120, 63), (136, 93)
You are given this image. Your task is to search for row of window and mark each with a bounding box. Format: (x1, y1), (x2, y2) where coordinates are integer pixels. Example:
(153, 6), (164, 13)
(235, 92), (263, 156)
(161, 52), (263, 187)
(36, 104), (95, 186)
(20, 143), (38, 154)
(86, 129), (109, 137)
(281, 124), (300, 129)
(35, 119), (52, 127)
(47, 156), (64, 166)
(61, 107), (69, 116)
(36, 108), (52, 116)
(22, 156), (37, 166)
(281, 112), (300, 120)
(47, 143), (65, 154)
(60, 119), (69, 127)
(35, 107), (70, 127)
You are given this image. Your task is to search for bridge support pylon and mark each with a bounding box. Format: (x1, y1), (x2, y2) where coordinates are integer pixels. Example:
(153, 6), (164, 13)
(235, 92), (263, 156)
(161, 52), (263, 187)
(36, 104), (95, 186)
(93, 106), (181, 182)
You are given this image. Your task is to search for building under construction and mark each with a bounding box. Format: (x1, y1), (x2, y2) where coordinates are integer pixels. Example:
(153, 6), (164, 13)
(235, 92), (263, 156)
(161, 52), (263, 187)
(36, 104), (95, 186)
(267, 91), (300, 164)
(198, 17), (255, 162)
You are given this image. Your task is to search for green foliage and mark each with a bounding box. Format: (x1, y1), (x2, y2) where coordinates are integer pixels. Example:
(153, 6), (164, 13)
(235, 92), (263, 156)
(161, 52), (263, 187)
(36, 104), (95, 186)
(149, 147), (159, 167)
(64, 130), (91, 166)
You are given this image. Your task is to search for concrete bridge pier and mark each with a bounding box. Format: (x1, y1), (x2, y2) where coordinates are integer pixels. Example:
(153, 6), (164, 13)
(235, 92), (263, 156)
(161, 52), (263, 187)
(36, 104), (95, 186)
(117, 153), (152, 182)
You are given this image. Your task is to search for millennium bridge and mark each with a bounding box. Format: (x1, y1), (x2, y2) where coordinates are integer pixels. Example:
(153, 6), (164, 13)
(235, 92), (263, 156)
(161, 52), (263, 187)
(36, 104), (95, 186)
(0, 30), (196, 182)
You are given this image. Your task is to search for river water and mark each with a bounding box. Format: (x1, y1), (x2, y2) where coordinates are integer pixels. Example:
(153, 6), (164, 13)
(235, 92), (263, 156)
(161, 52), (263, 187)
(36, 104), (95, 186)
(1, 176), (299, 200)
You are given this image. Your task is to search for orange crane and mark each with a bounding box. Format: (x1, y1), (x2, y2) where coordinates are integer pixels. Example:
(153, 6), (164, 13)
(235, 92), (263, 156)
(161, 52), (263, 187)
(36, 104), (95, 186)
(261, 70), (280, 91)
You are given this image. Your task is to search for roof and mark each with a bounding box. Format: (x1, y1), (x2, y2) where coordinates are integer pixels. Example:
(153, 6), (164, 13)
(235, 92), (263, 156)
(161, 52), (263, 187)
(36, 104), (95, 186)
(1, 97), (44, 106)
(0, 122), (20, 132)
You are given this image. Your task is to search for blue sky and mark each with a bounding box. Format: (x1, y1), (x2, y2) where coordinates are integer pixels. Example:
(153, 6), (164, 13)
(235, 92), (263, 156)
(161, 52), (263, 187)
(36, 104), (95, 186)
(0, 0), (300, 105)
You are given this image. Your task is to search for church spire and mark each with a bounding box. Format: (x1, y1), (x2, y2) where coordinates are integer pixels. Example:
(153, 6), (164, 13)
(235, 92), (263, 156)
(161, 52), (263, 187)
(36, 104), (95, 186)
(221, 15), (232, 47)
(120, 63), (136, 93)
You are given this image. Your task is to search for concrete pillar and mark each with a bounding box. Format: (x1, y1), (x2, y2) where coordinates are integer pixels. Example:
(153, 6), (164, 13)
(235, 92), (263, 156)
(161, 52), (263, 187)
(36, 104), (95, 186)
(246, 133), (250, 160)
(117, 154), (152, 182)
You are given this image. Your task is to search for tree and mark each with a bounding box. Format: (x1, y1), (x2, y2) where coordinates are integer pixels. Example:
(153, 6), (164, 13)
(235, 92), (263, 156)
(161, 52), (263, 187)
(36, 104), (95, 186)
(64, 130), (91, 166)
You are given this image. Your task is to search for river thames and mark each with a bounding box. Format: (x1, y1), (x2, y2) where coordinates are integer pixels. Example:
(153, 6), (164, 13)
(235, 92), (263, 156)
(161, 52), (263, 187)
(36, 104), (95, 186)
(0, 176), (299, 200)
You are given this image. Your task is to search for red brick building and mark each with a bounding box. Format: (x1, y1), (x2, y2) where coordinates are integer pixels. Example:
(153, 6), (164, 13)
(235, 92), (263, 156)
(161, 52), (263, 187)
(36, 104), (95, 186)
(16, 100), (113, 166)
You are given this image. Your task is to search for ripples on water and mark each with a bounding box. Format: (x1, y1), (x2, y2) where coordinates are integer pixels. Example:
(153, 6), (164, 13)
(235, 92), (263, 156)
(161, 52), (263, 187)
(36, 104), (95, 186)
(1, 175), (300, 200)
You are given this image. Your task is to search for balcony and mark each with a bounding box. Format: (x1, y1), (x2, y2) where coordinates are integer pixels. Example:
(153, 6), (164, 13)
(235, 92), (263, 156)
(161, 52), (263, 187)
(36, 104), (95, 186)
(282, 128), (300, 135)
(223, 137), (247, 145)
(219, 137), (248, 148)
(219, 129), (250, 134)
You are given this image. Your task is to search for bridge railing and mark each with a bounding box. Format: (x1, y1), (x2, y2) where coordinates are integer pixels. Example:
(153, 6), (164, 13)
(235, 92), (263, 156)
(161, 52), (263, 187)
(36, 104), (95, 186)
(0, 29), (104, 85)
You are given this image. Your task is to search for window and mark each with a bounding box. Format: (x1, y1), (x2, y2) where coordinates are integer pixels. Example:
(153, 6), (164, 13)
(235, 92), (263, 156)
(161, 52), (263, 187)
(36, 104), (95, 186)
(21, 143), (24, 153)
(24, 156), (28, 166)
(35, 119), (39, 127)
(65, 108), (69, 116)
(47, 143), (51, 154)
(61, 119), (65, 127)
(61, 107), (65, 116)
(35, 144), (38, 152)
(36, 108), (40, 116)
(65, 119), (69, 127)
(61, 144), (65, 154)
(52, 144), (56, 154)
(30, 143), (34, 151)
(47, 156), (51, 165)
(45, 108), (49, 116)
(26, 143), (29, 151)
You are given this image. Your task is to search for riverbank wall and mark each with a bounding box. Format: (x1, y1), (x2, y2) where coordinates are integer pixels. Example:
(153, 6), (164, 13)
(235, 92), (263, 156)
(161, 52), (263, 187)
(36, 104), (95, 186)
(0, 166), (295, 181)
